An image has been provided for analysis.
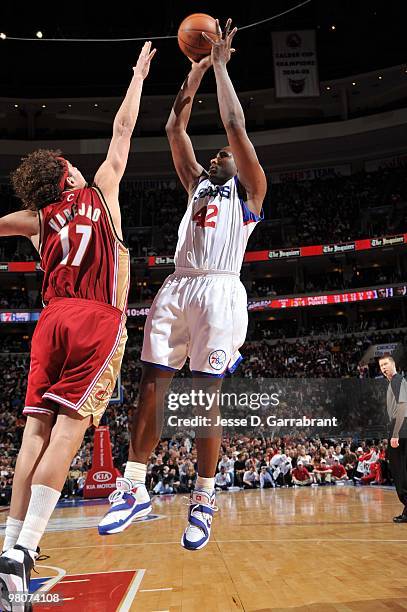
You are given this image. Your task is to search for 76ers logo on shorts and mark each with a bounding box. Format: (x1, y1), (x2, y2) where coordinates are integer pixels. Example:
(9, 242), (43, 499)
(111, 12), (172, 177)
(209, 350), (227, 371)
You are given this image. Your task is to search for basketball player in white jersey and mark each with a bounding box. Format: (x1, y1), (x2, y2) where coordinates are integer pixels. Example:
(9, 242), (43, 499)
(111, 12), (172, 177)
(99, 18), (267, 549)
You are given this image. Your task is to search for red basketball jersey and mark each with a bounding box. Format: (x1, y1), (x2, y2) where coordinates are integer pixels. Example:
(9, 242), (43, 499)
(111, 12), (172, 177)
(39, 186), (130, 312)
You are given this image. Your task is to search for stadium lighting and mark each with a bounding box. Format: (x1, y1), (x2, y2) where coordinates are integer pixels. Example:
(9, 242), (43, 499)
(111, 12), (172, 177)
(36, 31), (43, 39)
(330, 25), (336, 31)
(326, 86), (331, 90)
(352, 82), (356, 86)
(0, 33), (6, 40)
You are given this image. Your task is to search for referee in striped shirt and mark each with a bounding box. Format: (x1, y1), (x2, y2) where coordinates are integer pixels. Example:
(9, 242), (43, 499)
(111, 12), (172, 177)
(379, 355), (407, 523)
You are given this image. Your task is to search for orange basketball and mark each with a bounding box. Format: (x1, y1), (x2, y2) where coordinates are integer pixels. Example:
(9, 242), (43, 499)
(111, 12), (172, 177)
(177, 13), (217, 62)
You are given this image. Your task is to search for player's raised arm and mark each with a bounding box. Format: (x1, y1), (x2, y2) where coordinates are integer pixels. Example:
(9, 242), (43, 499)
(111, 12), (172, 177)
(0, 210), (38, 238)
(94, 41), (156, 195)
(203, 19), (267, 216)
(165, 57), (211, 194)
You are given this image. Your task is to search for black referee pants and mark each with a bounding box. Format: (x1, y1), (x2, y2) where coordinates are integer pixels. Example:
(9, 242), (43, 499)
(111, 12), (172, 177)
(388, 438), (407, 512)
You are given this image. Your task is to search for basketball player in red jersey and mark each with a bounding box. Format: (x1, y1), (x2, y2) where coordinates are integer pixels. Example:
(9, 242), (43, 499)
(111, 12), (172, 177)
(0, 42), (155, 607)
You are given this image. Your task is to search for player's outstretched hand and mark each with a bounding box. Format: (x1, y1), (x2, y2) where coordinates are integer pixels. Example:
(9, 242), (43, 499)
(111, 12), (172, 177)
(133, 41), (157, 79)
(190, 55), (212, 72)
(391, 437), (399, 448)
(202, 18), (237, 66)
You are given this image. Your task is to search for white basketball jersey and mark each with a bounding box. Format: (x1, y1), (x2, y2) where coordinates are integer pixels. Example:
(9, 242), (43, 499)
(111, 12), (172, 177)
(174, 175), (263, 274)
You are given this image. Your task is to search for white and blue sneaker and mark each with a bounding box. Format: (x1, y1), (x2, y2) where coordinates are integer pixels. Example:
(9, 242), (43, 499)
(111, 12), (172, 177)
(98, 477), (152, 535)
(181, 489), (217, 551)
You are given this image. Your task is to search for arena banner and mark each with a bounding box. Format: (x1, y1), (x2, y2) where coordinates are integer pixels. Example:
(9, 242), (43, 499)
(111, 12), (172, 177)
(247, 285), (407, 312)
(373, 343), (399, 357)
(147, 255), (175, 267)
(243, 233), (407, 263)
(365, 153), (407, 172)
(271, 164), (351, 183)
(272, 30), (319, 98)
(1, 233), (403, 273)
(124, 284), (407, 318)
(0, 262), (40, 272)
(0, 284), (405, 325)
(84, 426), (121, 499)
(145, 233), (407, 267)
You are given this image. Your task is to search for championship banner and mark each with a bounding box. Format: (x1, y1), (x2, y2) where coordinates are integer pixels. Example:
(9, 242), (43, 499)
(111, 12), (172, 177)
(272, 30), (319, 98)
(271, 164), (351, 184)
(84, 426), (121, 498)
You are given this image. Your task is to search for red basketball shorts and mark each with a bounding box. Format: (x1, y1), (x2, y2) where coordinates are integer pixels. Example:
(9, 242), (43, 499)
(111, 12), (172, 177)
(24, 297), (127, 426)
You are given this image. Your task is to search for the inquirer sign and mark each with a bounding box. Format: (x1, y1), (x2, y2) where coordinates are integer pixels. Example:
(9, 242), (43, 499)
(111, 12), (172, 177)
(147, 234), (407, 267)
(244, 234), (407, 263)
(1, 234), (405, 272)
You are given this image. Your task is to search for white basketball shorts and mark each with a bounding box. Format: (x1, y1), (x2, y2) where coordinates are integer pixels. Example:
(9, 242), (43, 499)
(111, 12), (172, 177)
(141, 270), (248, 376)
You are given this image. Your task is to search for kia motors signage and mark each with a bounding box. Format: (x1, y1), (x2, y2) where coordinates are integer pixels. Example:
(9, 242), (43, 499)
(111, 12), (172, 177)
(84, 426), (121, 498)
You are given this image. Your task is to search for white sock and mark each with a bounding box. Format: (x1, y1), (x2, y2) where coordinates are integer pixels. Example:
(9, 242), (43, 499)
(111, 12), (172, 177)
(16, 485), (60, 552)
(3, 516), (24, 552)
(196, 475), (215, 492)
(124, 461), (146, 485)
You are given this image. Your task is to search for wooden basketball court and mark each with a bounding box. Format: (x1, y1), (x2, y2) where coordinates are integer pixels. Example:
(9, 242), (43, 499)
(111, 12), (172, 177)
(2, 486), (407, 611)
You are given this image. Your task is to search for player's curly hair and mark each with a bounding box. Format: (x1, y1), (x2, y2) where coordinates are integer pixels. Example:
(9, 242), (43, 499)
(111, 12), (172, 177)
(11, 149), (67, 211)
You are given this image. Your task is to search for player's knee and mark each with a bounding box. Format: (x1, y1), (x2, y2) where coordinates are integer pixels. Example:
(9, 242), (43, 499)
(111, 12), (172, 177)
(22, 416), (53, 443)
(50, 426), (86, 451)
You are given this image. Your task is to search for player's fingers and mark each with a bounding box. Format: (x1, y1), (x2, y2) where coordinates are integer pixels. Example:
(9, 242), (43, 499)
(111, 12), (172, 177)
(215, 18), (222, 38)
(148, 49), (157, 61)
(140, 42), (149, 58)
(225, 18), (232, 37)
(202, 32), (216, 45)
(228, 27), (238, 43)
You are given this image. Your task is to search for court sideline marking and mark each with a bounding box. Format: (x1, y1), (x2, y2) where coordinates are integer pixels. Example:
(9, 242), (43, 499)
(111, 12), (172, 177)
(117, 569), (145, 612)
(43, 537), (407, 553)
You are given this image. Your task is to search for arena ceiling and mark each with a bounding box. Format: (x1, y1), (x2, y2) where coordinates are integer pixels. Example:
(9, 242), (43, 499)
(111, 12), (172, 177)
(1, 0), (405, 98)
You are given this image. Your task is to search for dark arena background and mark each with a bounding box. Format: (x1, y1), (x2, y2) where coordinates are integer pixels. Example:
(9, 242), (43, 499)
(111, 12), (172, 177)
(0, 1), (407, 610)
